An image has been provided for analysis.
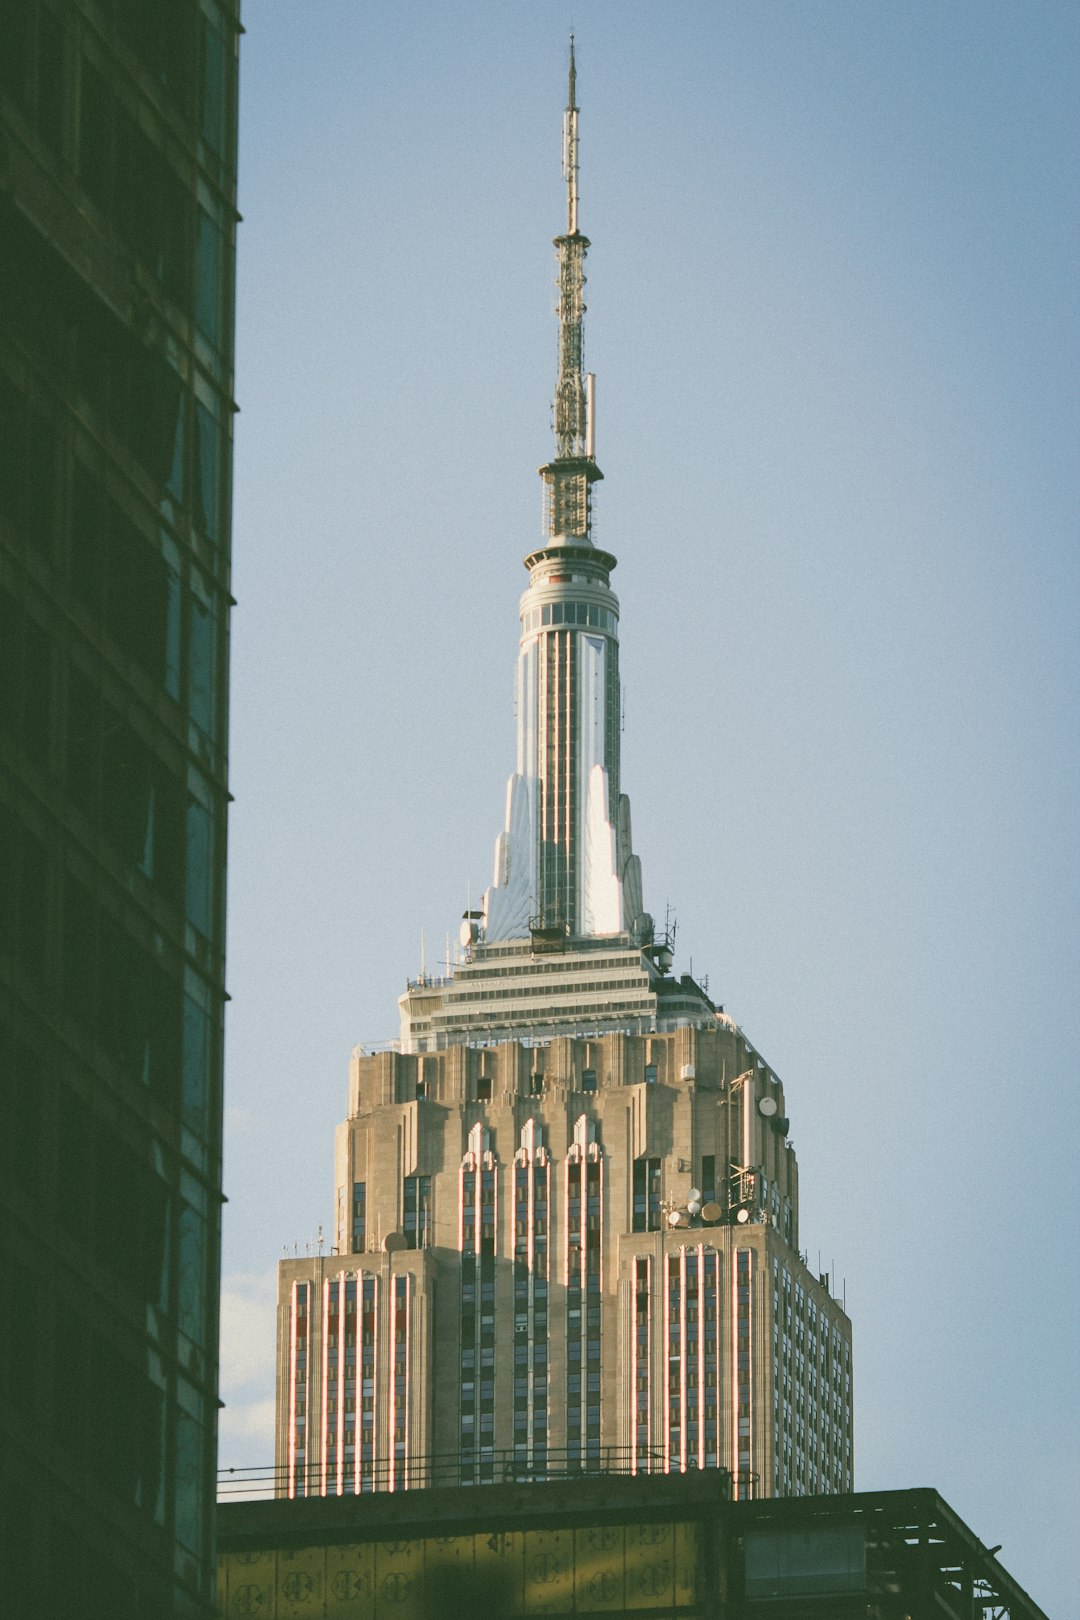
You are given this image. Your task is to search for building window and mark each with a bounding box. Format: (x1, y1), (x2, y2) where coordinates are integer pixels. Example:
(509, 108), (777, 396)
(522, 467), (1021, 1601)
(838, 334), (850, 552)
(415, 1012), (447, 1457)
(403, 1174), (431, 1249)
(195, 208), (223, 348)
(194, 402), (220, 543)
(185, 798), (213, 937)
(644, 1063), (657, 1084)
(476, 1075), (492, 1101)
(581, 1067), (596, 1093)
(632, 1157), (661, 1232)
(188, 580), (217, 739)
(351, 1183), (366, 1253)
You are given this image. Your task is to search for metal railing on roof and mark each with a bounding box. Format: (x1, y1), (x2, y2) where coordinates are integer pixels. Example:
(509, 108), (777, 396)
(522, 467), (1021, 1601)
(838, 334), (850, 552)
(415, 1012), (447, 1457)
(218, 1448), (744, 1502)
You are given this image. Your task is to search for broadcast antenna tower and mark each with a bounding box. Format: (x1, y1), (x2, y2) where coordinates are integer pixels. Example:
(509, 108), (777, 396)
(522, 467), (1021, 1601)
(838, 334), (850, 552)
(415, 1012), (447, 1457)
(541, 34), (602, 542)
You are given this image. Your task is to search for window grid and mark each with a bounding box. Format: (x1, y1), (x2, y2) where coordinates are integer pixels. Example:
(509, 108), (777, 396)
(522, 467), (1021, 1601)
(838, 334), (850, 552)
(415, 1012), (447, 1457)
(513, 1130), (550, 1475)
(351, 1181), (365, 1253)
(403, 1173), (431, 1250)
(459, 1131), (497, 1485)
(565, 1125), (603, 1470)
(734, 1249), (753, 1499)
(288, 1281), (309, 1498)
(632, 1255), (651, 1472)
(632, 1156), (661, 1232)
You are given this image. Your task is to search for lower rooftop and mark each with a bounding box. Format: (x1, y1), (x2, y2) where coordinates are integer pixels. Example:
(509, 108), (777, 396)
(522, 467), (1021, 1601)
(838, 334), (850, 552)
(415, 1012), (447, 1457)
(216, 1473), (1049, 1620)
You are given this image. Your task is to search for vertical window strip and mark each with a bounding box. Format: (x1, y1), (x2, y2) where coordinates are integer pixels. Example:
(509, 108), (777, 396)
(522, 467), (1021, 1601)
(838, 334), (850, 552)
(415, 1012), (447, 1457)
(342, 1277), (357, 1494)
(321, 1278), (337, 1497)
(704, 1249), (719, 1468)
(531, 1155), (550, 1471)
(514, 1161), (529, 1470)
(351, 1182), (365, 1253)
(565, 1147), (581, 1465)
(584, 1151), (601, 1465)
(479, 1160), (496, 1482)
(389, 1272), (410, 1489)
(632, 1255), (651, 1473)
(288, 1281), (309, 1498)
(566, 1128), (603, 1471)
(459, 1135), (498, 1485)
(734, 1248), (753, 1499)
(686, 1248), (700, 1470)
(514, 1136), (551, 1477)
(335, 1277), (347, 1496)
(459, 1158), (477, 1482)
(359, 1276), (377, 1492)
(403, 1173), (431, 1249)
(666, 1250), (680, 1472)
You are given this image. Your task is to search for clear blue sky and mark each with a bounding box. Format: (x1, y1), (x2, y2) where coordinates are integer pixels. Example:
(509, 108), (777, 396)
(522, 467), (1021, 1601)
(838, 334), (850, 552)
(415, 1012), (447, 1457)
(223, 6), (1078, 1611)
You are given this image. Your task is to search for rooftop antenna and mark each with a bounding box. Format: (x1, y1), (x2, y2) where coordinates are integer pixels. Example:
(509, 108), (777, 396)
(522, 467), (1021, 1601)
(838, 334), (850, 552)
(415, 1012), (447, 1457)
(540, 33), (602, 540)
(419, 929), (426, 981)
(564, 32), (579, 235)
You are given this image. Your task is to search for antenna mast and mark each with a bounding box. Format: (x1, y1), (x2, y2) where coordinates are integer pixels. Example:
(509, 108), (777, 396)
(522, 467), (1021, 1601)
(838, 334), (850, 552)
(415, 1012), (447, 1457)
(541, 34), (602, 540)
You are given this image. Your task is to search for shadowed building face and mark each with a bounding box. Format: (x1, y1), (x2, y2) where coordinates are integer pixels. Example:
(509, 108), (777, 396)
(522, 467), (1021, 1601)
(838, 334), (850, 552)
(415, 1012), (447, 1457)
(0, 2), (238, 1614)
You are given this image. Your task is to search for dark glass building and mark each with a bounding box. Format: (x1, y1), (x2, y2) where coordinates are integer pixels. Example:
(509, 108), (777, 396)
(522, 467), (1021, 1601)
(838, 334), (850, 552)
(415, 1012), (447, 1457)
(0, 2), (238, 1614)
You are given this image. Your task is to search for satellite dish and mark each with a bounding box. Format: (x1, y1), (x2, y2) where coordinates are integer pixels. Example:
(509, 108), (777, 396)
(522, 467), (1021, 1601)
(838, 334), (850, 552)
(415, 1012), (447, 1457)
(680, 1063), (696, 1081)
(758, 1096), (778, 1117)
(776, 1117), (790, 1136)
(736, 1208), (750, 1224)
(667, 1209), (684, 1227)
(383, 1232), (407, 1254)
(688, 1188), (702, 1203)
(459, 918), (478, 949)
(700, 1201), (723, 1223)
(686, 1199), (701, 1217)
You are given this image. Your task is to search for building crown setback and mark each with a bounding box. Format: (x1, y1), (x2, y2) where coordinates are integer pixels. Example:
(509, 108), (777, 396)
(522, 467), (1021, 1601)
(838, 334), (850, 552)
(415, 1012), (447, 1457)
(275, 42), (853, 1508)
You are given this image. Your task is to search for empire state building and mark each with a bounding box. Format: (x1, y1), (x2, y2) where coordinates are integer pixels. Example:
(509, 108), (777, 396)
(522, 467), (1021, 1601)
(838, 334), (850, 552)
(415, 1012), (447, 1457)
(274, 43), (853, 1503)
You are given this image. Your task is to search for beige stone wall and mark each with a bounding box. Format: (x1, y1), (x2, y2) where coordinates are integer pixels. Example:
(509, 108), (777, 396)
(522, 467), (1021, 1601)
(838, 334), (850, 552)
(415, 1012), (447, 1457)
(275, 1024), (852, 1496)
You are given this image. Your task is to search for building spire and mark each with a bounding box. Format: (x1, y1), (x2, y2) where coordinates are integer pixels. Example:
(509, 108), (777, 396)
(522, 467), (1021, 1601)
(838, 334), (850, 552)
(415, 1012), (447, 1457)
(564, 33), (579, 235)
(543, 34), (602, 541)
(481, 38), (647, 948)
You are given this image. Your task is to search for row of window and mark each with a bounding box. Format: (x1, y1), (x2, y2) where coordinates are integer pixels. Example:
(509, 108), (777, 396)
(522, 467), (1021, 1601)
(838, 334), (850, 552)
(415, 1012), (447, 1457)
(438, 1000), (656, 1031)
(407, 1059), (658, 1101)
(455, 952), (643, 982)
(344, 1150), (737, 1254)
(520, 600), (617, 635)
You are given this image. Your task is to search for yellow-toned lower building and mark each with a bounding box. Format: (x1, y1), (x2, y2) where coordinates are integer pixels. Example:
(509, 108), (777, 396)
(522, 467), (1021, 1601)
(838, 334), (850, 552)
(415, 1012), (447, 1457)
(216, 1476), (1049, 1620)
(220, 1518), (699, 1620)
